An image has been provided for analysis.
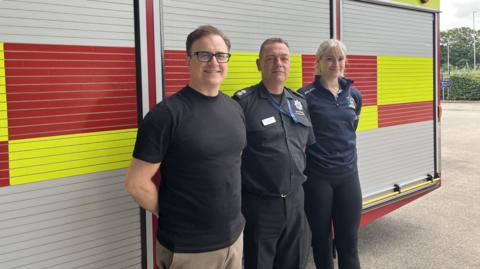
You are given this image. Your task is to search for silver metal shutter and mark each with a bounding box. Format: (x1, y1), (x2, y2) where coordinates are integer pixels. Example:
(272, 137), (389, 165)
(162, 0), (330, 54)
(0, 1), (141, 268)
(342, 0), (435, 198)
(342, 0), (433, 57)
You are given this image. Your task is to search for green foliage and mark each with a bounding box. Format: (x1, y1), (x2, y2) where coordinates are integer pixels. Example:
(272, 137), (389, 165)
(444, 71), (480, 100)
(441, 27), (480, 70)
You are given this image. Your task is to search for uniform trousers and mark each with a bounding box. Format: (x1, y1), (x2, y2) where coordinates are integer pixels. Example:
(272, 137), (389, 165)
(242, 186), (310, 269)
(304, 170), (362, 269)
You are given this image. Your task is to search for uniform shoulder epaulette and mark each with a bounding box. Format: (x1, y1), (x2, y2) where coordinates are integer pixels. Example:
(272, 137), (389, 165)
(288, 88), (306, 99)
(299, 86), (316, 96)
(234, 87), (255, 99)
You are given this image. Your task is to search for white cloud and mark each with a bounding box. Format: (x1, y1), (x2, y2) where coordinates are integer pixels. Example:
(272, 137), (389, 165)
(441, 0), (480, 30)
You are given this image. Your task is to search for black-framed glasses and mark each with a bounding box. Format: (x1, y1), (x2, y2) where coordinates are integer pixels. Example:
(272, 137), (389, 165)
(189, 51), (231, 63)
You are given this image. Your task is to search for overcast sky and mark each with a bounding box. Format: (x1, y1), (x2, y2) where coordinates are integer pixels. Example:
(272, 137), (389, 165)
(440, 0), (480, 30)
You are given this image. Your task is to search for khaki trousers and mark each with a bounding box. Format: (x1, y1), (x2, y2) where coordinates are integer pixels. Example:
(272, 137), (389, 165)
(156, 233), (243, 269)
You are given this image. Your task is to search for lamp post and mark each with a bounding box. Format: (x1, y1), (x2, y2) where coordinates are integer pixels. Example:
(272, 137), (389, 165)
(474, 11), (478, 70)
(447, 41), (450, 76)
(446, 41), (450, 99)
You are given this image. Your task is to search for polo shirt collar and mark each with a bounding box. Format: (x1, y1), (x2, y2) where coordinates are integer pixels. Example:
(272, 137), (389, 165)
(313, 75), (354, 92)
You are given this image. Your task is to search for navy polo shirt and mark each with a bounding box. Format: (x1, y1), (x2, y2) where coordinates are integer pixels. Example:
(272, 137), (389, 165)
(233, 82), (315, 196)
(299, 76), (362, 177)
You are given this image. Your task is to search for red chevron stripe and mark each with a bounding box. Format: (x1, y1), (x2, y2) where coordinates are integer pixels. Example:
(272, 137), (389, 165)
(164, 50), (189, 97)
(378, 101), (433, 127)
(0, 142), (9, 187)
(345, 55), (377, 106)
(4, 43), (138, 140)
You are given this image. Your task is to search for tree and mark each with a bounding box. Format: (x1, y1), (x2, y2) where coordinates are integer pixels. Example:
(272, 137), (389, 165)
(440, 27), (480, 71)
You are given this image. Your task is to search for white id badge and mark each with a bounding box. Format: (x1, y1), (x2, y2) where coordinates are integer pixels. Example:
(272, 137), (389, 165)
(262, 116), (276, 126)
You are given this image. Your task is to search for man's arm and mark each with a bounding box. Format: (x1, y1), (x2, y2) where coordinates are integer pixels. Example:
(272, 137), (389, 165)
(125, 158), (161, 216)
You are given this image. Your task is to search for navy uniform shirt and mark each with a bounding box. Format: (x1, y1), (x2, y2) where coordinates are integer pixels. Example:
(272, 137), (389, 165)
(299, 75), (362, 177)
(233, 82), (315, 196)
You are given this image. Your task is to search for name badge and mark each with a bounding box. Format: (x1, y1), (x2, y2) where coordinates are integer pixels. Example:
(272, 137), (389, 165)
(262, 116), (276, 126)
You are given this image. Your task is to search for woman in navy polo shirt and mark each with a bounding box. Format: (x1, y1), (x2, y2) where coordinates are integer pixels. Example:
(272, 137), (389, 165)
(299, 39), (362, 269)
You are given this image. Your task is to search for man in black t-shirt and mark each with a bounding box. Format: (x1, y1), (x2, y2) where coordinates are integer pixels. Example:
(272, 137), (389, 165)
(125, 25), (246, 269)
(233, 38), (315, 269)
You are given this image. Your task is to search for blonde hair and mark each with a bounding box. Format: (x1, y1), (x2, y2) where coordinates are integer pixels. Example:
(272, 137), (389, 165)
(314, 39), (348, 75)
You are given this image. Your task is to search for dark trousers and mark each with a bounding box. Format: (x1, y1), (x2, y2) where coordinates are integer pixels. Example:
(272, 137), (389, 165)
(242, 187), (310, 269)
(304, 171), (362, 269)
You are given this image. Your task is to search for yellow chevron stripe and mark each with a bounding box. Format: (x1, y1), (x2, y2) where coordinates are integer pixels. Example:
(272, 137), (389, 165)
(221, 52), (303, 96)
(0, 42), (8, 142)
(221, 52), (259, 96)
(10, 162), (132, 186)
(285, 54), (303, 91)
(357, 105), (378, 132)
(377, 56), (433, 105)
(10, 128), (137, 151)
(0, 42), (3, 64)
(393, 0), (439, 9)
(9, 128), (137, 185)
(11, 146), (133, 168)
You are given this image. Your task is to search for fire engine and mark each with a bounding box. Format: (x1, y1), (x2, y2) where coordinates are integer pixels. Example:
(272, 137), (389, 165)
(0, 0), (441, 268)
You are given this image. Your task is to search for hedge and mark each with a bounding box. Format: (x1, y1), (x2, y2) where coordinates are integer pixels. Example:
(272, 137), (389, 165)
(445, 71), (480, 100)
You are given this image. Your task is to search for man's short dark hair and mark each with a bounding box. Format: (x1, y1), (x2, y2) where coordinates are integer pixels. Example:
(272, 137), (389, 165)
(186, 25), (231, 55)
(259, 38), (290, 58)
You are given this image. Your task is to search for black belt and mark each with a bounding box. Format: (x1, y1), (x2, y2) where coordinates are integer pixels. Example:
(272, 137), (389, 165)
(242, 189), (294, 198)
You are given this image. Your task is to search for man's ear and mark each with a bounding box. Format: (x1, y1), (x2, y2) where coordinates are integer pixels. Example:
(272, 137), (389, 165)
(256, 59), (261, 71)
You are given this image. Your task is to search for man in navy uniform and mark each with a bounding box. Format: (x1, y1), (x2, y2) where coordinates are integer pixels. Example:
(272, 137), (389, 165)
(233, 38), (315, 269)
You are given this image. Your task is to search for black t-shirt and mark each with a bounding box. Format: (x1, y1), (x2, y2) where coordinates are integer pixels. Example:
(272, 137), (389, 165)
(133, 86), (246, 252)
(233, 83), (315, 196)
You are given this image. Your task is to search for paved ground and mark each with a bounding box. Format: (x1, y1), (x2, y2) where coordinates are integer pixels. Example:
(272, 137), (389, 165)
(306, 102), (480, 269)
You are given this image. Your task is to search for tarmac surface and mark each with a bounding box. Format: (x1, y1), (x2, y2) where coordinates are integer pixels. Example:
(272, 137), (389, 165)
(306, 102), (480, 269)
